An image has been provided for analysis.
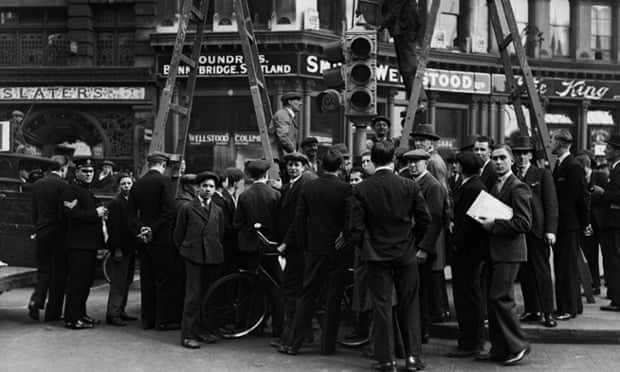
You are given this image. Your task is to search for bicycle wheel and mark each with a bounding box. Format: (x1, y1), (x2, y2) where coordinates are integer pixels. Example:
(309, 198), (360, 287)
(201, 272), (269, 339)
(337, 281), (370, 347)
(102, 251), (112, 283)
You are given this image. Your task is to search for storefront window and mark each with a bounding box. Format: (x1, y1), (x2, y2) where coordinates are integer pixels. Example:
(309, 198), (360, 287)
(503, 104), (531, 141)
(591, 4), (612, 61)
(248, 0), (272, 29)
(550, 0), (570, 57)
(435, 107), (466, 150)
(357, 0), (381, 27)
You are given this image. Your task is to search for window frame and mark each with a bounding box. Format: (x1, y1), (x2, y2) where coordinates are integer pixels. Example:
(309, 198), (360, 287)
(92, 5), (135, 67)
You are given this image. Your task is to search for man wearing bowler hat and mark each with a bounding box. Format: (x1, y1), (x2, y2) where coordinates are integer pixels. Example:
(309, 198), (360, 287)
(512, 136), (558, 328)
(62, 157), (107, 329)
(270, 92), (303, 178)
(127, 151), (180, 330)
(591, 134), (620, 312)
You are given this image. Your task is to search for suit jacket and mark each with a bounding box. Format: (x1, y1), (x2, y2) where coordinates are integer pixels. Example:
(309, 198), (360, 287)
(277, 171), (318, 250)
(126, 169), (176, 246)
(91, 172), (116, 193)
(380, 0), (421, 36)
(589, 169), (609, 229)
(174, 198), (224, 265)
(488, 174), (532, 263)
(452, 175), (487, 264)
(350, 168), (431, 262)
(553, 154), (590, 231)
(517, 165), (558, 239)
(31, 172), (67, 238)
(213, 189), (237, 251)
(234, 182), (281, 252)
(62, 181), (104, 251)
(106, 194), (136, 254)
(598, 161), (620, 230)
(295, 174), (352, 256)
(415, 172), (448, 256)
(480, 160), (498, 191)
(269, 107), (298, 159)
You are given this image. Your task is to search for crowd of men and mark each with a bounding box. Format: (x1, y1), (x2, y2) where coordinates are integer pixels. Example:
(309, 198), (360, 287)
(24, 94), (620, 371)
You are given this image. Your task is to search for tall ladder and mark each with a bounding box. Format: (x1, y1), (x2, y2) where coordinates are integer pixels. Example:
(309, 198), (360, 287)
(233, 0), (279, 180)
(401, 0), (552, 161)
(147, 0), (211, 164)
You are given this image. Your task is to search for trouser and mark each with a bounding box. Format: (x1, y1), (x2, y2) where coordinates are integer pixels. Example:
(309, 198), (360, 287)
(518, 234), (554, 313)
(451, 260), (485, 351)
(30, 236), (53, 309)
(553, 230), (583, 315)
(45, 244), (69, 321)
(106, 248), (136, 317)
(581, 231), (601, 289)
(64, 249), (97, 323)
(599, 229), (620, 306)
(181, 259), (219, 340)
(367, 249), (421, 362)
(137, 243), (177, 327)
(486, 261), (529, 357)
(428, 270), (450, 320)
(288, 253), (350, 354)
(393, 31), (428, 102)
(280, 249), (305, 344)
(30, 231), (68, 321)
(417, 259), (433, 338)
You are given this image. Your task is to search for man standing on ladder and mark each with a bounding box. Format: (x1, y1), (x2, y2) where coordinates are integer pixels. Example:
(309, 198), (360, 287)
(269, 92), (303, 181)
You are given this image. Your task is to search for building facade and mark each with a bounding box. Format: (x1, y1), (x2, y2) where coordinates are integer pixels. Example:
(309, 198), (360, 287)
(1, 0), (619, 172)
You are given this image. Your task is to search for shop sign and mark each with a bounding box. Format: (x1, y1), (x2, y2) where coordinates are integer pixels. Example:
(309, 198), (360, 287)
(492, 75), (620, 101)
(188, 132), (263, 146)
(0, 86), (145, 100)
(160, 53), (297, 77)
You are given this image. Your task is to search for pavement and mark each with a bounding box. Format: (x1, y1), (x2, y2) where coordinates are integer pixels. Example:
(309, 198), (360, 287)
(2, 282), (620, 371)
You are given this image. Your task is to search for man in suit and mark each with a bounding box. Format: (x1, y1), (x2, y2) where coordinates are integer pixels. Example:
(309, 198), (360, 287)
(105, 173), (138, 327)
(549, 130), (591, 320)
(269, 91), (303, 180)
(275, 152), (318, 347)
(233, 159), (283, 335)
(402, 149), (448, 343)
(350, 141), (431, 372)
(62, 158), (107, 329)
(473, 135), (498, 190)
(28, 155), (69, 322)
(513, 136), (558, 328)
(91, 159), (116, 193)
(300, 136), (320, 174)
(446, 151), (487, 358)
(591, 134), (620, 312)
(127, 151), (179, 330)
(279, 149), (352, 355)
(477, 144), (532, 366)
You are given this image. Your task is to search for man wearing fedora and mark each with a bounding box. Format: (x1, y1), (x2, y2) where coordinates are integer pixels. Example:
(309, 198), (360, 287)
(269, 91), (303, 179)
(512, 136), (558, 328)
(591, 134), (620, 312)
(92, 159), (116, 193)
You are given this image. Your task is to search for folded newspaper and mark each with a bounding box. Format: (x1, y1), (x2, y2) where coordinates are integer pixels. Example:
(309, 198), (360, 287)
(466, 190), (513, 223)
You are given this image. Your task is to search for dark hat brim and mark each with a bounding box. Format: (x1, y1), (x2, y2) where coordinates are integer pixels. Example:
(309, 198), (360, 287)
(410, 132), (440, 141)
(283, 152), (310, 164)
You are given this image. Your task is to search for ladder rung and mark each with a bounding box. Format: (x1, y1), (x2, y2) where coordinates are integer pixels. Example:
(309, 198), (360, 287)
(499, 34), (513, 51)
(512, 84), (527, 98)
(245, 29), (255, 43)
(170, 103), (190, 116)
(179, 54), (196, 68)
(190, 6), (204, 22)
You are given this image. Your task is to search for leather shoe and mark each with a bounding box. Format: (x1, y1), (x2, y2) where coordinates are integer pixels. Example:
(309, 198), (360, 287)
(519, 311), (542, 322)
(106, 316), (126, 326)
(405, 355), (426, 371)
(157, 323), (181, 331)
(553, 312), (575, 321)
(81, 316), (100, 325)
(196, 334), (218, 343)
(269, 340), (282, 348)
(447, 349), (481, 358)
(503, 346), (530, 366)
(27, 301), (40, 321)
(371, 360), (397, 372)
(120, 312), (137, 321)
(181, 339), (200, 349)
(600, 304), (620, 312)
(65, 320), (94, 330)
(542, 313), (557, 328)
(475, 351), (505, 362)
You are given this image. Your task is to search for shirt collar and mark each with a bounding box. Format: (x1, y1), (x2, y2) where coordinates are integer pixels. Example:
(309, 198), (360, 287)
(286, 107), (295, 118)
(375, 164), (395, 173)
(289, 174), (302, 185)
(461, 175), (474, 186)
(558, 151), (570, 164)
(414, 170), (429, 182)
(498, 171), (512, 185)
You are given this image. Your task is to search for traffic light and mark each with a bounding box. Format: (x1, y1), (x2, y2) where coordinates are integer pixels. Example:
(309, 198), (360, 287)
(316, 30), (377, 118)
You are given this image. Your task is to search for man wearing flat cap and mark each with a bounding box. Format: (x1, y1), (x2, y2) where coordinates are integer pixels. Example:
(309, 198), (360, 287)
(403, 149), (449, 344)
(174, 171), (224, 348)
(127, 151), (180, 330)
(591, 134), (620, 312)
(92, 159), (116, 194)
(512, 136), (558, 328)
(367, 116), (393, 150)
(270, 92), (303, 176)
(62, 157), (108, 329)
(410, 124), (448, 189)
(548, 129), (591, 320)
(300, 136), (320, 174)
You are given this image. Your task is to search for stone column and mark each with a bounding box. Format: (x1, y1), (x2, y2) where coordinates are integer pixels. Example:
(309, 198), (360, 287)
(528, 0), (552, 58)
(273, 79), (286, 111)
(498, 98), (507, 143)
(469, 97), (479, 135)
(303, 79), (314, 139)
(479, 98), (489, 135)
(570, 0), (592, 60)
(489, 99), (499, 143)
(580, 100), (591, 151)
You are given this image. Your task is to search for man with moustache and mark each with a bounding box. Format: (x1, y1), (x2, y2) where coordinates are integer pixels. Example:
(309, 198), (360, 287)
(478, 145), (532, 366)
(512, 136), (558, 328)
(62, 158), (107, 329)
(549, 130), (591, 320)
(591, 134), (620, 312)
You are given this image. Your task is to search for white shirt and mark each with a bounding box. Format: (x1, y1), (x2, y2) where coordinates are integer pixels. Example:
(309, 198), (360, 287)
(286, 107), (295, 119)
(496, 171), (512, 193)
(375, 164), (395, 173)
(557, 151), (570, 166)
